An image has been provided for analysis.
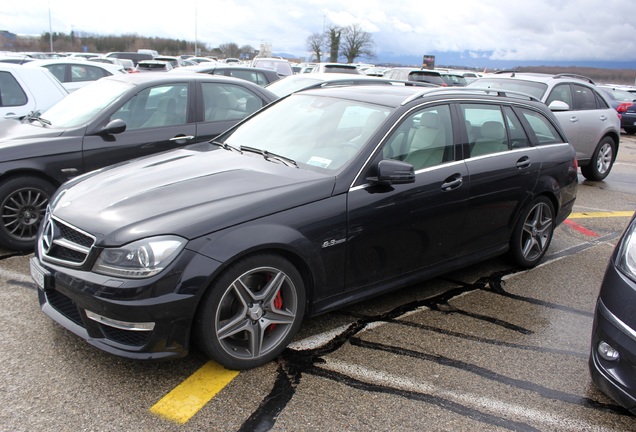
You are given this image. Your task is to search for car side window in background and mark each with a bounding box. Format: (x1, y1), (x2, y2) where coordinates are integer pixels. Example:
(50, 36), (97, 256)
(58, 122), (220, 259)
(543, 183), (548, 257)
(546, 84), (573, 108)
(70, 65), (109, 82)
(227, 70), (265, 86)
(571, 84), (598, 110)
(518, 108), (564, 145)
(0, 71), (27, 107)
(202, 83), (264, 122)
(461, 104), (508, 157)
(383, 104), (454, 170)
(112, 83), (189, 129)
(44, 64), (66, 83)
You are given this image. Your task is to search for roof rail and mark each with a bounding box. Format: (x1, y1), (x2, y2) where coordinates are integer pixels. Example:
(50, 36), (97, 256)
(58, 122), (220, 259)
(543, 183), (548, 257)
(401, 87), (541, 105)
(553, 73), (595, 84)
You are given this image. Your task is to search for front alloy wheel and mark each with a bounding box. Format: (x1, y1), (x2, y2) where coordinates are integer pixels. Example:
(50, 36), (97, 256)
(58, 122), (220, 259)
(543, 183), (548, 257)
(0, 176), (56, 251)
(196, 254), (305, 370)
(509, 197), (554, 268)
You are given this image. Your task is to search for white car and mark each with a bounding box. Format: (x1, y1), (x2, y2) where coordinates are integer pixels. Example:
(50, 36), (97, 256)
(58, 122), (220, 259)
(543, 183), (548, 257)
(27, 58), (126, 93)
(0, 63), (68, 121)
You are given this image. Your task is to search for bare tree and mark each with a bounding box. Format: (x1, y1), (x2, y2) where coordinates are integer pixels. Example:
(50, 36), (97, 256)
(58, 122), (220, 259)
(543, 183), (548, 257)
(306, 33), (323, 63)
(219, 42), (240, 59)
(340, 23), (375, 63)
(240, 44), (255, 60)
(326, 25), (342, 62)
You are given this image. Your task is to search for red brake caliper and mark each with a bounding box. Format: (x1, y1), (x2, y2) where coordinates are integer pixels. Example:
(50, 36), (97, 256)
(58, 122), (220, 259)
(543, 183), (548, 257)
(267, 289), (283, 333)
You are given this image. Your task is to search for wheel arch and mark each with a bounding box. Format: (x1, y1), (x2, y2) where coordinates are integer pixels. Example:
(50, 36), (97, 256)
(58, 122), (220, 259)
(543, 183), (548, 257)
(189, 225), (326, 317)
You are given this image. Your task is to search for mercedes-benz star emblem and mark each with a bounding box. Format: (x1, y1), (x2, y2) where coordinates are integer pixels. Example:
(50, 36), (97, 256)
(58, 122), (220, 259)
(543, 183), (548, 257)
(42, 219), (55, 254)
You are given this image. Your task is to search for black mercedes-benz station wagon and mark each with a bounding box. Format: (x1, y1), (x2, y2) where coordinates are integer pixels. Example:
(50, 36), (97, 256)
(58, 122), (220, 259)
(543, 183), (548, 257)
(31, 86), (578, 369)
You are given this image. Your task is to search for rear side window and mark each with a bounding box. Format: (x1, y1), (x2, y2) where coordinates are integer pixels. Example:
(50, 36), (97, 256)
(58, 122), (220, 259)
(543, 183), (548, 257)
(409, 72), (445, 85)
(518, 108), (564, 145)
(0, 71), (27, 107)
(70, 65), (110, 82)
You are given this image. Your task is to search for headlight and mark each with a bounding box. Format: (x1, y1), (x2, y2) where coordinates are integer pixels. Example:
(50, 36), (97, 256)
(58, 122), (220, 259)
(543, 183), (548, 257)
(616, 219), (636, 283)
(93, 236), (186, 278)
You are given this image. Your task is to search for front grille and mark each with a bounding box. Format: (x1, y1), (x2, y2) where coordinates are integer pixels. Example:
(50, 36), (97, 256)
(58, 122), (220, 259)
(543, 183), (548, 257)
(46, 290), (84, 327)
(41, 216), (96, 267)
(100, 325), (152, 346)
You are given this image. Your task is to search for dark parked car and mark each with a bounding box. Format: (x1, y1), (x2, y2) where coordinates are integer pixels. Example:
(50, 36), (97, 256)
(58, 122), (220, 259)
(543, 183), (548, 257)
(265, 72), (436, 98)
(31, 86), (578, 370)
(382, 68), (447, 86)
(589, 212), (636, 414)
(173, 64), (281, 87)
(0, 73), (277, 251)
(596, 86), (636, 134)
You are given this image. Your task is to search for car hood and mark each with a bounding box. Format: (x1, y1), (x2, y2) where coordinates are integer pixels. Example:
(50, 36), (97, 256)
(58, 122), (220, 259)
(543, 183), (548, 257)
(0, 120), (65, 143)
(51, 144), (336, 245)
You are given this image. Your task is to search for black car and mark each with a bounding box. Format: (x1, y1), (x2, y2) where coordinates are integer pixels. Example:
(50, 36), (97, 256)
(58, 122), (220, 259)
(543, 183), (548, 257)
(173, 64), (281, 87)
(589, 212), (636, 413)
(0, 73), (277, 251)
(30, 86), (578, 370)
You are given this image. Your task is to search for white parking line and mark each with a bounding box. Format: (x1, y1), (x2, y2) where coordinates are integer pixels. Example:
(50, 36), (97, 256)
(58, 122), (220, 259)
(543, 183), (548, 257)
(320, 358), (623, 432)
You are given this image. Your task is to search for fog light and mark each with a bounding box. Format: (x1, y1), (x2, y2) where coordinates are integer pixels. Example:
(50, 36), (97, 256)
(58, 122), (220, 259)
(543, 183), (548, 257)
(598, 341), (620, 361)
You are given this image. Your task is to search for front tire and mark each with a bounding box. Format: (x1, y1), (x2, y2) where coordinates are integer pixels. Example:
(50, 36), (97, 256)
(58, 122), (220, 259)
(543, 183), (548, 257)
(0, 176), (56, 251)
(580, 137), (615, 181)
(509, 197), (554, 268)
(195, 253), (305, 370)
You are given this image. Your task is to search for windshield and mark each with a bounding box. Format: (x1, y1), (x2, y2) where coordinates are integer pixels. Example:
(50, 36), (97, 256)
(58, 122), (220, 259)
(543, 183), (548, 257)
(41, 79), (134, 127)
(265, 76), (323, 97)
(467, 78), (548, 99)
(222, 93), (390, 173)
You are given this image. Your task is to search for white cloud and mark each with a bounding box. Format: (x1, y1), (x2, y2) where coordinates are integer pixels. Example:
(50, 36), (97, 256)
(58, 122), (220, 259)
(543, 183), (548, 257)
(2, 0), (636, 62)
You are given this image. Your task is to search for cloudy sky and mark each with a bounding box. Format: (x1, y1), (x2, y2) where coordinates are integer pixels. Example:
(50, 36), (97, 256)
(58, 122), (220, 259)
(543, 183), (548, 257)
(2, 0), (635, 63)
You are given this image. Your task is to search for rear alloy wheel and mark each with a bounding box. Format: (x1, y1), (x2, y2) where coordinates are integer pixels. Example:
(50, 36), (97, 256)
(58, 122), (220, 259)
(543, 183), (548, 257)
(509, 197), (554, 268)
(0, 176), (56, 251)
(580, 137), (615, 181)
(196, 253), (305, 370)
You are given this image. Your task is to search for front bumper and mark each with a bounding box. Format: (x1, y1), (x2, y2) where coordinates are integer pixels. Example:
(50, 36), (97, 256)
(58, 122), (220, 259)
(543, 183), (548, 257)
(32, 249), (222, 360)
(589, 262), (636, 414)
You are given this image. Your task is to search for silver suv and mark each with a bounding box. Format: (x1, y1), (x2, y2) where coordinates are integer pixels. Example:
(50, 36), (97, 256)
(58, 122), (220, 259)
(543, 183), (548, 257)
(468, 72), (620, 180)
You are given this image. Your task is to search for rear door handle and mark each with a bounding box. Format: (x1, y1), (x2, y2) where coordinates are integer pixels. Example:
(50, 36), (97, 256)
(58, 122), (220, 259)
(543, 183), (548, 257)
(441, 174), (463, 191)
(516, 156), (531, 169)
(169, 135), (195, 142)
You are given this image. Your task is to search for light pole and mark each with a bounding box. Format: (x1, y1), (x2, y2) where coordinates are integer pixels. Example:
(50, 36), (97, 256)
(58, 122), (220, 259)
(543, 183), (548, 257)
(48, 0), (53, 52)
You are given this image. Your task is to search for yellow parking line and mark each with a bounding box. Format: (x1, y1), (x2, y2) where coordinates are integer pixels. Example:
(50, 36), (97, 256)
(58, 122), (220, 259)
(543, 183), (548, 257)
(568, 211), (634, 219)
(150, 361), (239, 424)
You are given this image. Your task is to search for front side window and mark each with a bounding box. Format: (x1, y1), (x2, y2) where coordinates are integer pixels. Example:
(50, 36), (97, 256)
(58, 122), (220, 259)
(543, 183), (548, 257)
(111, 83), (189, 130)
(382, 104), (454, 170)
(546, 84), (573, 108)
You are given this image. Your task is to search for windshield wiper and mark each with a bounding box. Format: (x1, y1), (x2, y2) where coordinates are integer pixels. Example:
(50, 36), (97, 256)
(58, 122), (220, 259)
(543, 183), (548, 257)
(240, 145), (298, 168)
(211, 140), (241, 153)
(25, 111), (51, 126)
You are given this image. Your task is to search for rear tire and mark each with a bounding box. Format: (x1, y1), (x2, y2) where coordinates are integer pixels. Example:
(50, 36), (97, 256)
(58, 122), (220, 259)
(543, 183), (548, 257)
(580, 137), (615, 181)
(508, 197), (554, 268)
(0, 176), (56, 251)
(195, 253), (305, 370)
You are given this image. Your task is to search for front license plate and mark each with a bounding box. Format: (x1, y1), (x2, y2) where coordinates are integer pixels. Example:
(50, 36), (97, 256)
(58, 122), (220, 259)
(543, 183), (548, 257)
(29, 257), (48, 290)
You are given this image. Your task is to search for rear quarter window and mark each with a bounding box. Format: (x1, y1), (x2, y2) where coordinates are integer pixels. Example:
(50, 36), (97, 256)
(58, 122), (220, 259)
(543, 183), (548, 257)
(518, 108), (564, 145)
(0, 71), (28, 107)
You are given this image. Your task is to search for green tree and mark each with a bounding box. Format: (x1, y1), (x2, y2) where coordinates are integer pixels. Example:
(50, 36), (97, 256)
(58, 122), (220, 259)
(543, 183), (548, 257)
(340, 23), (375, 63)
(327, 25), (342, 62)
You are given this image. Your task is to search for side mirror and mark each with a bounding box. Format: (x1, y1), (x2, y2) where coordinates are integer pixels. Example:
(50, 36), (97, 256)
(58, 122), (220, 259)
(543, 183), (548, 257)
(548, 100), (570, 111)
(368, 159), (415, 185)
(99, 118), (126, 135)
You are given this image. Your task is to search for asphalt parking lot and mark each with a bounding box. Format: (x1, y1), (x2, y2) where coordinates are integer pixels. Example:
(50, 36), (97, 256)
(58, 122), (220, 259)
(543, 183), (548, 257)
(1, 136), (635, 431)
